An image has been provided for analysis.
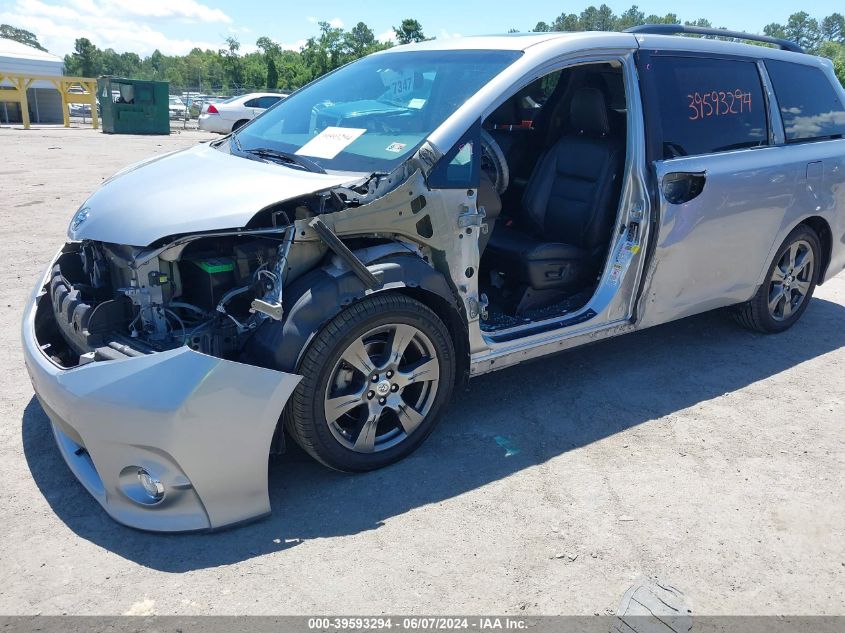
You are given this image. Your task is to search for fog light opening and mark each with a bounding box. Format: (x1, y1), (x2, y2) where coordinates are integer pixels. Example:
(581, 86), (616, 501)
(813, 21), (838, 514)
(137, 468), (165, 502)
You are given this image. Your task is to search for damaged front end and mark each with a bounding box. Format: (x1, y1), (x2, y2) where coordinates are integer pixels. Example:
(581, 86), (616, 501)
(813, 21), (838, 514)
(24, 228), (310, 531)
(23, 127), (482, 532)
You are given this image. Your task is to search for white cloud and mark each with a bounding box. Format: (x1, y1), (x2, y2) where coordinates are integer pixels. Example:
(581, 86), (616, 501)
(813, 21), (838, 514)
(280, 39), (307, 52)
(437, 29), (462, 40)
(304, 15), (344, 29)
(376, 28), (396, 43)
(304, 16), (343, 30)
(108, 0), (230, 23)
(0, 0), (231, 56)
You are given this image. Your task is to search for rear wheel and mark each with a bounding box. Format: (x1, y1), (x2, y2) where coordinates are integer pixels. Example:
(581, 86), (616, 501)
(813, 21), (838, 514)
(231, 119), (248, 132)
(286, 293), (455, 472)
(735, 225), (820, 333)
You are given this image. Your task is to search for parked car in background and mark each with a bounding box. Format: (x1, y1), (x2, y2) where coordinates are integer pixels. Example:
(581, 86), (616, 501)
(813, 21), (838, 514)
(198, 92), (287, 133)
(68, 102), (97, 117)
(168, 96), (187, 120)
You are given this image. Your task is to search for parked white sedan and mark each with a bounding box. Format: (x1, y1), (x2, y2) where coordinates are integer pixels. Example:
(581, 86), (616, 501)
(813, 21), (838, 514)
(198, 92), (287, 133)
(168, 96), (187, 120)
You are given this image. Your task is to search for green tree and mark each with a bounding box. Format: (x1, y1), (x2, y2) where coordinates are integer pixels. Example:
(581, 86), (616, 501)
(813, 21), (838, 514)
(65, 38), (101, 77)
(393, 19), (427, 44)
(219, 36), (244, 88)
(643, 13), (680, 25)
(821, 13), (845, 43)
(579, 4), (616, 31)
(0, 24), (47, 51)
(785, 11), (821, 51)
(266, 57), (278, 89)
(345, 21), (376, 57)
(552, 13), (581, 31)
(256, 36), (281, 58)
(532, 21), (551, 32)
(617, 6), (645, 30)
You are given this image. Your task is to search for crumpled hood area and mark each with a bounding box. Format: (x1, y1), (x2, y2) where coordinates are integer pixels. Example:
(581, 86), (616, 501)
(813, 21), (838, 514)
(68, 142), (354, 246)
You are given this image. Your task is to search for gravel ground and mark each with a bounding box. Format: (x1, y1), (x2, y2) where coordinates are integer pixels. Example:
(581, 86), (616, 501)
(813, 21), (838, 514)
(0, 126), (843, 616)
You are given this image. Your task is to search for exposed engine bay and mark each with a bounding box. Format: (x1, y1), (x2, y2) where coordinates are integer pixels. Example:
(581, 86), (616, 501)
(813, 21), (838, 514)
(41, 234), (290, 367)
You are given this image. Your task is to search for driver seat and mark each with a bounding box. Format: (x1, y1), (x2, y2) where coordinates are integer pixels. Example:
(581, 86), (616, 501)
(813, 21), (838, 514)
(486, 87), (623, 290)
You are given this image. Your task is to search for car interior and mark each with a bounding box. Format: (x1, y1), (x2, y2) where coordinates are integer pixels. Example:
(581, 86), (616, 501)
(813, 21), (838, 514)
(476, 61), (628, 331)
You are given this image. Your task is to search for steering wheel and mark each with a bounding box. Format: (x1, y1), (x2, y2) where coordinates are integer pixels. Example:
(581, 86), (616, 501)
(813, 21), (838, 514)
(480, 129), (509, 195)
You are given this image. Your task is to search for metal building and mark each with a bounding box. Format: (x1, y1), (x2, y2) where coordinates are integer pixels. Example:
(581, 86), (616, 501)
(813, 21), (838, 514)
(0, 38), (64, 124)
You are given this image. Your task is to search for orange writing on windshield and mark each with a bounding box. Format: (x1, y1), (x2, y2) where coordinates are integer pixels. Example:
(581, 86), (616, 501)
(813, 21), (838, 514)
(688, 89), (753, 121)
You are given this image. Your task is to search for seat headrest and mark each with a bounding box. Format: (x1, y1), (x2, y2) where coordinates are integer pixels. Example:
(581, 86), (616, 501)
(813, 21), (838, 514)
(569, 87), (610, 137)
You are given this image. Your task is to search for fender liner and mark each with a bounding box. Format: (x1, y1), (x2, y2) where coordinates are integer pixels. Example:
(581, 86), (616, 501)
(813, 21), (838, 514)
(243, 249), (464, 373)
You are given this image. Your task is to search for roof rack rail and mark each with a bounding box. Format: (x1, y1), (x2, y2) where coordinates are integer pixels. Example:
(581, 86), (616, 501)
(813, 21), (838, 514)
(624, 24), (804, 54)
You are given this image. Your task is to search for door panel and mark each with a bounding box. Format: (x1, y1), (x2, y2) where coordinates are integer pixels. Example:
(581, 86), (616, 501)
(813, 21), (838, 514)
(643, 147), (797, 325)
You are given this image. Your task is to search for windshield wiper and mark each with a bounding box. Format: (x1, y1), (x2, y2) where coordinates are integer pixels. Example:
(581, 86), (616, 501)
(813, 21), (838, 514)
(242, 147), (326, 174)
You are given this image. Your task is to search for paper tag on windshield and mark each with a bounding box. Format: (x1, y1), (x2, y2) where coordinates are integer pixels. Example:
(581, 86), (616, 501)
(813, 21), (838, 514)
(295, 127), (366, 159)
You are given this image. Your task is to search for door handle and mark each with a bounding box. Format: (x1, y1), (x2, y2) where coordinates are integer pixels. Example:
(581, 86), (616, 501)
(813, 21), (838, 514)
(662, 171), (706, 205)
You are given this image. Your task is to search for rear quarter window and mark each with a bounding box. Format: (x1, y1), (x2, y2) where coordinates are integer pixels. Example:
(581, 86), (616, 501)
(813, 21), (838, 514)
(642, 56), (768, 159)
(764, 60), (845, 142)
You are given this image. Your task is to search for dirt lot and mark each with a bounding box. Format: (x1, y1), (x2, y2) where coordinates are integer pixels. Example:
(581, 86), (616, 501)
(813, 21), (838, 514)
(0, 126), (843, 616)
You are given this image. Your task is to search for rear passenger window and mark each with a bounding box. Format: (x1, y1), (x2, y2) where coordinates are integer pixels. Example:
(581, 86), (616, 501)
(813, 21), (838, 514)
(764, 60), (845, 142)
(257, 96), (281, 109)
(644, 56), (768, 159)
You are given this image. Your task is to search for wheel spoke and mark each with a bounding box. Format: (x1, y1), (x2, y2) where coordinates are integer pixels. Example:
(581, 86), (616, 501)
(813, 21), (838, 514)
(340, 336), (375, 377)
(793, 279), (810, 297)
(781, 292), (794, 318)
(394, 357), (439, 389)
(397, 403), (425, 435)
(794, 249), (813, 276)
(353, 407), (381, 452)
(384, 324), (416, 367)
(768, 285), (785, 314)
(771, 265), (786, 283)
(325, 393), (364, 423)
(786, 243), (798, 270)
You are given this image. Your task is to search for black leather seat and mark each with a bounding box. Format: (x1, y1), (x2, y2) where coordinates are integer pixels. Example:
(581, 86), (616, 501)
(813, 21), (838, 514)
(486, 87), (624, 290)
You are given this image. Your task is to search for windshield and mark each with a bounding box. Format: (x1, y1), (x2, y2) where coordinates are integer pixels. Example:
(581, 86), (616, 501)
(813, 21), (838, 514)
(233, 49), (521, 173)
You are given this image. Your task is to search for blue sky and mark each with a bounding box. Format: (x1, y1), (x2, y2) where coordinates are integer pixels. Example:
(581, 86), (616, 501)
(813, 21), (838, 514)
(1, 0), (842, 57)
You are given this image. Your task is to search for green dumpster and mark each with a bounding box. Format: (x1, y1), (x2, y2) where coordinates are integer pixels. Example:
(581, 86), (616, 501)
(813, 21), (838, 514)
(97, 77), (170, 135)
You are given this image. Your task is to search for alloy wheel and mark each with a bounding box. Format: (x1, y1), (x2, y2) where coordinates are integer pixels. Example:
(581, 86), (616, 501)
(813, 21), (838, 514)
(768, 239), (814, 322)
(323, 324), (440, 453)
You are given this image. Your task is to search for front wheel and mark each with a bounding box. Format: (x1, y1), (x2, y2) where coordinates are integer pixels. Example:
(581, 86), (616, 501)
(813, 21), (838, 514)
(286, 293), (456, 472)
(735, 225), (821, 333)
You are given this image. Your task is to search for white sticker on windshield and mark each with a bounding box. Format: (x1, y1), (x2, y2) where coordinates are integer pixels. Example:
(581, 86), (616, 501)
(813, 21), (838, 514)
(295, 127), (366, 159)
(407, 98), (426, 109)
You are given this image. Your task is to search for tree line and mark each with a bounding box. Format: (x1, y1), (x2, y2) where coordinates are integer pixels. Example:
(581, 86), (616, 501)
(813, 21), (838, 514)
(0, 18), (428, 94)
(2, 8), (844, 93)
(530, 6), (845, 83)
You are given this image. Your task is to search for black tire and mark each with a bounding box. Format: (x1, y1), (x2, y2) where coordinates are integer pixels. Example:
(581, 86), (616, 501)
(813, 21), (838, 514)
(231, 119), (248, 132)
(286, 292), (456, 472)
(734, 224), (821, 333)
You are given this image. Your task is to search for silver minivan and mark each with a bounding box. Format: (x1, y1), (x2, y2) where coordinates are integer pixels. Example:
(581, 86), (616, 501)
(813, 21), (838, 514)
(22, 26), (845, 531)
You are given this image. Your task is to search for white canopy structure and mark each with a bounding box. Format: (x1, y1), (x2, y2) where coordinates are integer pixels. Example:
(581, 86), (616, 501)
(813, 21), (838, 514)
(0, 38), (64, 124)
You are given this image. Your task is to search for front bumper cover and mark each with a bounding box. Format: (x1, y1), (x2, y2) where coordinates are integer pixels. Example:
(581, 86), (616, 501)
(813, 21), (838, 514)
(22, 257), (301, 532)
